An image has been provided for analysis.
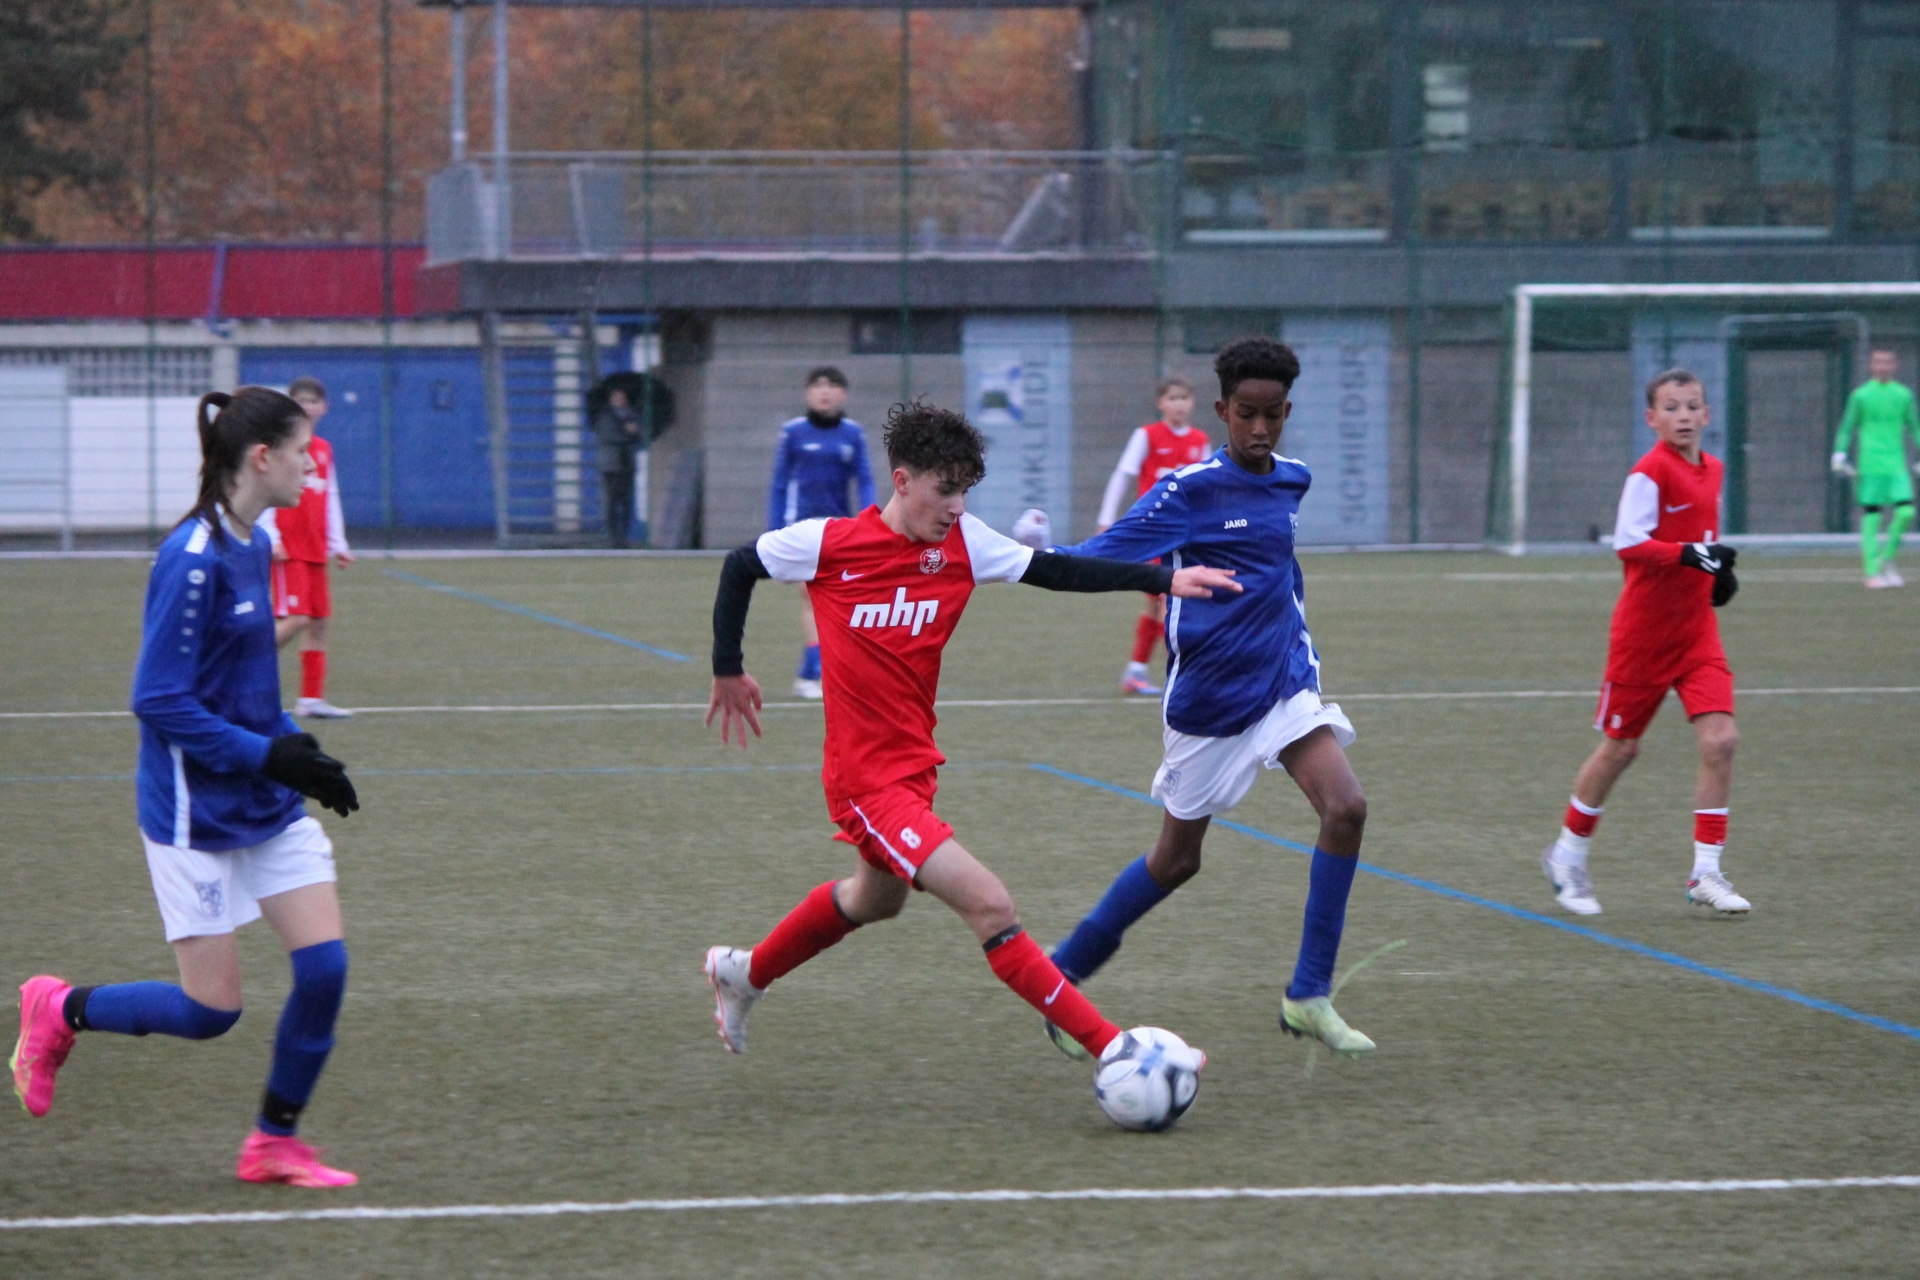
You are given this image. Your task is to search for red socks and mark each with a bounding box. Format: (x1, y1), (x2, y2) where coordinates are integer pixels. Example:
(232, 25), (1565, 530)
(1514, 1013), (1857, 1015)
(986, 929), (1120, 1058)
(300, 650), (326, 700)
(1694, 809), (1728, 846)
(1563, 797), (1602, 839)
(745, 892), (1122, 1060)
(1130, 614), (1162, 664)
(749, 881), (857, 989)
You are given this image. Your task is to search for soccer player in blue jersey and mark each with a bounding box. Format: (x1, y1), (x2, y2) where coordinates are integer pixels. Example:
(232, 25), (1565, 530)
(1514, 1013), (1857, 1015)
(1016, 336), (1374, 1058)
(11, 387), (364, 1187)
(768, 367), (876, 698)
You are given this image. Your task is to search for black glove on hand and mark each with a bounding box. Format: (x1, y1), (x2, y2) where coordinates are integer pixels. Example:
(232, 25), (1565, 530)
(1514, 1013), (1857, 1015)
(1679, 542), (1732, 576)
(1710, 544), (1739, 608)
(264, 733), (360, 817)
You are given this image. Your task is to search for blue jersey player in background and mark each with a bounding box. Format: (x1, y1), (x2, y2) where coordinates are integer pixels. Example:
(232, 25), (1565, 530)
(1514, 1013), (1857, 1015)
(11, 387), (364, 1188)
(767, 365), (875, 698)
(1014, 336), (1375, 1060)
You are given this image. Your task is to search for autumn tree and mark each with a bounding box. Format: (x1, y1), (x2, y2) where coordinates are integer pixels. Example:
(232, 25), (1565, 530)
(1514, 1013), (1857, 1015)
(18, 0), (1081, 245)
(0, 2), (137, 241)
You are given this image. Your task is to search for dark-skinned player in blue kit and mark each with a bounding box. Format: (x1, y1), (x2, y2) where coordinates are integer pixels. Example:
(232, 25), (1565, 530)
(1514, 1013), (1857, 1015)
(1013, 336), (1374, 1060)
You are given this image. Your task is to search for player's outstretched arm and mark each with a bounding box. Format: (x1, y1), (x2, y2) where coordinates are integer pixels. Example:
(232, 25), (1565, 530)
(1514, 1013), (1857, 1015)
(708, 544), (772, 749)
(1018, 551), (1239, 599)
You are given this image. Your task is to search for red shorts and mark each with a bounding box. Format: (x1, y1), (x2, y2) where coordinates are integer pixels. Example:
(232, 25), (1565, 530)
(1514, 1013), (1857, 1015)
(1595, 660), (1735, 739)
(272, 560), (331, 619)
(827, 767), (955, 882)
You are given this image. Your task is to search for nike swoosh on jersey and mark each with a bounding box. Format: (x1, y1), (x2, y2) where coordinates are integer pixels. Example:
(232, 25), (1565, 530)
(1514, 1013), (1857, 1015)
(1665, 503), (1692, 512)
(841, 569), (866, 580)
(1043, 979), (1065, 1006)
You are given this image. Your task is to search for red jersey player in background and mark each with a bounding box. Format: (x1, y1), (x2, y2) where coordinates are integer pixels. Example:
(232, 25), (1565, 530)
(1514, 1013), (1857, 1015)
(702, 400), (1238, 1103)
(258, 376), (353, 718)
(1096, 376), (1210, 695)
(1542, 369), (1750, 917)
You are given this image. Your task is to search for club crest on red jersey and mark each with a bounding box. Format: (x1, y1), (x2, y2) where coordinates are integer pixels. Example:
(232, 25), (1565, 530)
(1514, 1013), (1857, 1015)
(919, 547), (946, 574)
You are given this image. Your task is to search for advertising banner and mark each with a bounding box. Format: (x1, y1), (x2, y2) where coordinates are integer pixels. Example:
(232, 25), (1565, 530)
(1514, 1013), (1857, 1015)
(961, 315), (1073, 535)
(1281, 315), (1391, 545)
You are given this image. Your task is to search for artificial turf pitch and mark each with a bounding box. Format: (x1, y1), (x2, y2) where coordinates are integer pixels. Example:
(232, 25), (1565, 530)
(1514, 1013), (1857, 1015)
(1, 551), (1916, 1278)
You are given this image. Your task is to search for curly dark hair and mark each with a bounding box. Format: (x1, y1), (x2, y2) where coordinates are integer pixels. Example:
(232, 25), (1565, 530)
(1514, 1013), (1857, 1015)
(882, 399), (987, 488)
(1214, 336), (1301, 399)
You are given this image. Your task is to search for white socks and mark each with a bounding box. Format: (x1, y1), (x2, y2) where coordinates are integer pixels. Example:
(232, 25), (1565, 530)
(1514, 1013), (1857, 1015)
(1691, 843), (1722, 878)
(1551, 829), (1591, 868)
(1124, 660), (1150, 679)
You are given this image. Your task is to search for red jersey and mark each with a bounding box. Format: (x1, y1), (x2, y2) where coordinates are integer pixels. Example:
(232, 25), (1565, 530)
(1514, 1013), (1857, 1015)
(1099, 422), (1212, 526)
(260, 435), (348, 564)
(1605, 442), (1727, 685)
(755, 507), (1034, 799)
(1137, 421), (1212, 496)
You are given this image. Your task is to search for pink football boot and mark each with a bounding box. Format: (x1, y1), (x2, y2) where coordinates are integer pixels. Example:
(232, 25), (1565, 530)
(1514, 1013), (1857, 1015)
(236, 1131), (359, 1188)
(11, 976), (77, 1118)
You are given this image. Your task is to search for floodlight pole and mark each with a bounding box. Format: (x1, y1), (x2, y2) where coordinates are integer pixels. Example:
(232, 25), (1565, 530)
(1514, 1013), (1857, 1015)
(492, 0), (510, 258)
(450, 3), (468, 162)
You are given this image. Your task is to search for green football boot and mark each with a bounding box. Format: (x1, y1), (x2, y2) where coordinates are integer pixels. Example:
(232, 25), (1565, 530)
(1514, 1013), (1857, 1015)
(1280, 995), (1376, 1057)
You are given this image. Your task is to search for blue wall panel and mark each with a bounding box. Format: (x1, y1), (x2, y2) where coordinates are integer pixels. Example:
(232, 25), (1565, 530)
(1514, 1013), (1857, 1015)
(238, 347), (495, 530)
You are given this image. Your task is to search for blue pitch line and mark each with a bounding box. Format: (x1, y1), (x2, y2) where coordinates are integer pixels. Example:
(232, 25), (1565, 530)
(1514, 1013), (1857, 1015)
(383, 569), (691, 661)
(1028, 763), (1920, 1045)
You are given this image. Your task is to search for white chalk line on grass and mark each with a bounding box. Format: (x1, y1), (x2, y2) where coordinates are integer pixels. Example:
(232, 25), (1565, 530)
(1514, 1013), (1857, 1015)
(6, 686), (1918, 721)
(5, 1174), (1917, 1231)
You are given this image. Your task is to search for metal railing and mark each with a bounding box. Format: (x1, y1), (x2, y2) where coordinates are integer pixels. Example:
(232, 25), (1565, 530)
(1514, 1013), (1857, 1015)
(426, 150), (1173, 263)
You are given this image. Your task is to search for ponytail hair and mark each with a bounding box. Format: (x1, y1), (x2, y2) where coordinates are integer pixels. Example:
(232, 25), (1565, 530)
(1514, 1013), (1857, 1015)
(180, 385), (308, 544)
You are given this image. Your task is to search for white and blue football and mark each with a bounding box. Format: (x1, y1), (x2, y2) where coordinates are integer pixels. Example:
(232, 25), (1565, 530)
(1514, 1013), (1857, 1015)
(1094, 1026), (1204, 1132)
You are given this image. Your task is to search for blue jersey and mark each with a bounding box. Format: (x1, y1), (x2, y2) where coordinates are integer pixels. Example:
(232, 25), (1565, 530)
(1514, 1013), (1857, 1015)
(132, 516), (303, 851)
(768, 416), (875, 529)
(1063, 449), (1321, 738)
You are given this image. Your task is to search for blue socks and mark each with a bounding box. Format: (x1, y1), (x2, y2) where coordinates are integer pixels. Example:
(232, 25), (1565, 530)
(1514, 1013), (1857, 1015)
(1051, 856), (1172, 983)
(76, 982), (240, 1040)
(797, 644), (822, 681)
(260, 940), (348, 1136)
(1287, 849), (1358, 1000)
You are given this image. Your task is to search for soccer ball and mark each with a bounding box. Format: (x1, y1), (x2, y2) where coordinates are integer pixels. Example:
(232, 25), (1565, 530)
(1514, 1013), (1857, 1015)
(1094, 1026), (1203, 1132)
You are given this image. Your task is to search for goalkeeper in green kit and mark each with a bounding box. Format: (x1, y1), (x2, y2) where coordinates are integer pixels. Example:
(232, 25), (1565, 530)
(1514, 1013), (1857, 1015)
(1832, 349), (1920, 588)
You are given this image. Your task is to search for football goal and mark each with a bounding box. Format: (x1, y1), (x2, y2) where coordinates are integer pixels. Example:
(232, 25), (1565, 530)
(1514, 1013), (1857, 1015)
(1498, 283), (1920, 553)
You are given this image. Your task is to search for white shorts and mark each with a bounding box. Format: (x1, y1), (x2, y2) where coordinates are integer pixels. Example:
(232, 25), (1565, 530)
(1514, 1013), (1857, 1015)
(1151, 689), (1356, 821)
(142, 816), (337, 942)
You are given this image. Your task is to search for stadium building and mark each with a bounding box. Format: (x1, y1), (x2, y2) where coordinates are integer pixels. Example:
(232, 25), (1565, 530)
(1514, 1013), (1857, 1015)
(5, 0), (1918, 548)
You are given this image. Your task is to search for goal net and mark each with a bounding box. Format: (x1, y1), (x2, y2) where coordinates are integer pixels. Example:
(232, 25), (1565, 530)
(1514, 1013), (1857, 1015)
(1494, 284), (1920, 552)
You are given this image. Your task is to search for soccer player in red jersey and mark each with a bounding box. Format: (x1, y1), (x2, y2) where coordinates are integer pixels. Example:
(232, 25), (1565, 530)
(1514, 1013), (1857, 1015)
(1542, 369), (1750, 917)
(258, 377), (353, 719)
(1096, 377), (1211, 695)
(702, 400), (1238, 1082)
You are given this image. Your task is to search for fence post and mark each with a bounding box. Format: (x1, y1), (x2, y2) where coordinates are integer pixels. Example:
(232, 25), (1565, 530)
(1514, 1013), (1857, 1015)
(481, 311), (511, 546)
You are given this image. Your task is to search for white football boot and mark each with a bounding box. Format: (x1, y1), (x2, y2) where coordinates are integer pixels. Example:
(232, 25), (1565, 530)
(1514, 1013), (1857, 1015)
(1686, 870), (1751, 915)
(704, 946), (763, 1053)
(791, 678), (823, 700)
(294, 697), (353, 719)
(1542, 847), (1602, 915)
(1883, 564), (1905, 587)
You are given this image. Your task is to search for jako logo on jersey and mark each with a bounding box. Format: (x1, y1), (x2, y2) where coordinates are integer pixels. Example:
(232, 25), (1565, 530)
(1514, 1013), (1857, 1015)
(1224, 518), (1248, 529)
(919, 547), (946, 574)
(850, 588), (939, 635)
(234, 600), (255, 614)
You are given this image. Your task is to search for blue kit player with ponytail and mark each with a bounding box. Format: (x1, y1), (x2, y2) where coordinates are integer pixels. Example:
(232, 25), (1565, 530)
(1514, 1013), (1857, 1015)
(1014, 336), (1375, 1059)
(11, 386), (364, 1188)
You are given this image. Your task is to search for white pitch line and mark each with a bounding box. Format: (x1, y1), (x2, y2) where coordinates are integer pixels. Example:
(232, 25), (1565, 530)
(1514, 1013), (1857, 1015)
(5, 687), (1919, 721)
(5, 1174), (1917, 1231)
